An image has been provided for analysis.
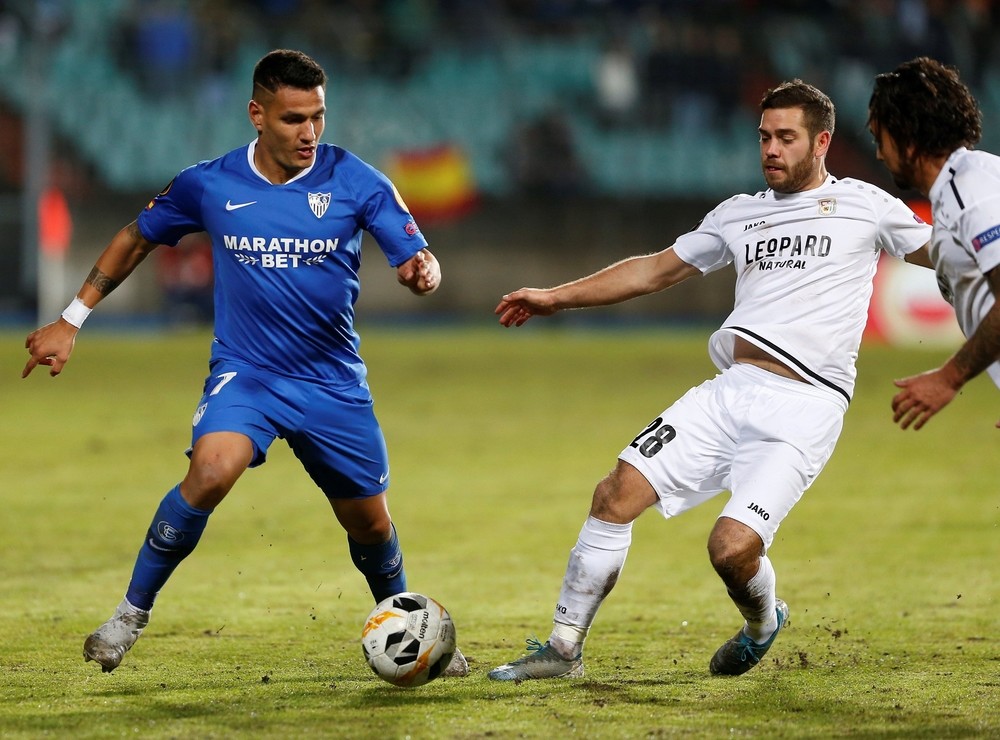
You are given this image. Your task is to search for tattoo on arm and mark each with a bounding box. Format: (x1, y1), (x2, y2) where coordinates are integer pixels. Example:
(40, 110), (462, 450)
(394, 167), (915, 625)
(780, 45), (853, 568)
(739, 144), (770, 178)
(950, 269), (1000, 382)
(953, 305), (1000, 382)
(85, 221), (147, 297)
(85, 266), (119, 297)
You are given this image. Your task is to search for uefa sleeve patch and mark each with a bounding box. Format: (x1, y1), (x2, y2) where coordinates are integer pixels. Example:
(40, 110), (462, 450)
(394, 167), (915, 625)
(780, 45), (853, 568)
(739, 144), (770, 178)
(972, 224), (1000, 252)
(145, 178), (175, 210)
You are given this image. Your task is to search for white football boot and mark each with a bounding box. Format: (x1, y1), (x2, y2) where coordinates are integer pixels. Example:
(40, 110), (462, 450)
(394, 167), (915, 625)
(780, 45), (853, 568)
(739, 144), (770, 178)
(83, 598), (150, 672)
(488, 637), (584, 681)
(442, 645), (470, 677)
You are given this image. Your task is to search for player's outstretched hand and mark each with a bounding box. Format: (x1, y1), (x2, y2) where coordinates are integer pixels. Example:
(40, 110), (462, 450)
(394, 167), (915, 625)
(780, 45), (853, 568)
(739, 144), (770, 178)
(23, 320), (79, 378)
(397, 249), (440, 296)
(891, 366), (962, 430)
(495, 288), (557, 327)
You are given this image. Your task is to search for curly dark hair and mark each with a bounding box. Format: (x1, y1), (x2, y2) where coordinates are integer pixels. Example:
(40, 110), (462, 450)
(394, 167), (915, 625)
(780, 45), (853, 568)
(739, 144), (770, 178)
(868, 57), (981, 158)
(252, 49), (326, 97)
(761, 80), (836, 139)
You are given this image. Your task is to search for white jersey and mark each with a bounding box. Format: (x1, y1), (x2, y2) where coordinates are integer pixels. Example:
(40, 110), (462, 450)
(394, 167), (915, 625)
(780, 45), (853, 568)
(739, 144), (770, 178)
(674, 175), (931, 406)
(927, 147), (1000, 388)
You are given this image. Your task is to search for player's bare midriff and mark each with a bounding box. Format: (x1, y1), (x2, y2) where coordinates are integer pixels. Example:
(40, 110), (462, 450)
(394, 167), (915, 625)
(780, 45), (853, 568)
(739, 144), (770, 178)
(732, 336), (806, 383)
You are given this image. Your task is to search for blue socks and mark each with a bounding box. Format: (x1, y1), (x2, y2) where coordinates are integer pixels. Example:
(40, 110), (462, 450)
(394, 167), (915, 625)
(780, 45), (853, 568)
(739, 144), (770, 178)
(125, 485), (212, 611)
(123, 485), (404, 609)
(348, 524), (406, 603)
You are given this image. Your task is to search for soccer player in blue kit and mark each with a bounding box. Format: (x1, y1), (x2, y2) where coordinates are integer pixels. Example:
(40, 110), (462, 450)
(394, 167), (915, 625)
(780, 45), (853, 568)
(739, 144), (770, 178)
(22, 49), (468, 677)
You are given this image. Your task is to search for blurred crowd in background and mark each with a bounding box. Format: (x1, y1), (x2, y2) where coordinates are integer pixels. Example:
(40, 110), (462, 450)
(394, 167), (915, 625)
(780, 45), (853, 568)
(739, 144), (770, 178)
(1, 0), (997, 199)
(0, 0), (997, 324)
(111, 0), (999, 111)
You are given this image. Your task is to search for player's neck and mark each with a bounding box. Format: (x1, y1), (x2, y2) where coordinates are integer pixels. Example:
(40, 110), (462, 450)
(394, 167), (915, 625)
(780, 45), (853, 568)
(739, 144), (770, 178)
(914, 153), (950, 198)
(252, 147), (303, 185)
(801, 164), (829, 192)
(255, 159), (298, 185)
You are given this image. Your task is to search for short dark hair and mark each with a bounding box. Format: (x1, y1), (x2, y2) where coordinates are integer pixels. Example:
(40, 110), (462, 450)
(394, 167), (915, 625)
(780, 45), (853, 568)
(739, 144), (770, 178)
(868, 56), (981, 158)
(761, 80), (836, 139)
(252, 49), (326, 97)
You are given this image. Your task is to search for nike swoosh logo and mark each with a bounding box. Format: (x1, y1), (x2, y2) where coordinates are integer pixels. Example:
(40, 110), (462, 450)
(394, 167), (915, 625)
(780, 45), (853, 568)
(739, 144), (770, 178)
(225, 200), (257, 211)
(379, 471), (389, 484)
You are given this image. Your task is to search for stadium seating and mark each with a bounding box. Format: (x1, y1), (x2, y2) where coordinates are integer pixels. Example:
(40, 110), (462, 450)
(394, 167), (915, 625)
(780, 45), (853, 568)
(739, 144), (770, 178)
(0, 2), (996, 197)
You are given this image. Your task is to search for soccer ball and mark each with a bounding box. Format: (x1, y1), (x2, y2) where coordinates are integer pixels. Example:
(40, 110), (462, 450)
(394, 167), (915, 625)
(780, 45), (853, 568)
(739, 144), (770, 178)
(361, 592), (457, 687)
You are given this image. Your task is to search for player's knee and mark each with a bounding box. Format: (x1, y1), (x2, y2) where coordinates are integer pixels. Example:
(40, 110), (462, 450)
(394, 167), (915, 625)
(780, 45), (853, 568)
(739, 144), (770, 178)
(707, 519), (763, 582)
(347, 521), (393, 544)
(331, 494), (393, 544)
(708, 541), (748, 582)
(589, 464), (648, 524)
(184, 433), (253, 506)
(182, 460), (241, 507)
(590, 471), (619, 519)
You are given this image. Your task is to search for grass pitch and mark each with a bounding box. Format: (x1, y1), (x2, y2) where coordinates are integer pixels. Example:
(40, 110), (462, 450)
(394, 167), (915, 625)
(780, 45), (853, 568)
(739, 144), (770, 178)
(2, 324), (997, 738)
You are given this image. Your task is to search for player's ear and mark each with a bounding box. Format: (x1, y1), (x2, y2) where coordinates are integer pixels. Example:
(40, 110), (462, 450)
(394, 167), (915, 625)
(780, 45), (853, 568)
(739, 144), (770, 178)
(248, 99), (263, 133)
(813, 130), (832, 158)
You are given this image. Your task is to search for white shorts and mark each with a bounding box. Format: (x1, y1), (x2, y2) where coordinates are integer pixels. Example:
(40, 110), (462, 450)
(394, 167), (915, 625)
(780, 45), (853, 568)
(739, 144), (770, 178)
(618, 363), (845, 549)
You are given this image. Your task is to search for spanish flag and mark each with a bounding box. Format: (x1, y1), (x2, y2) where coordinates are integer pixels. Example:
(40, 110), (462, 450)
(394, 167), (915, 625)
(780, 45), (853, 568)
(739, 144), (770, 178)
(384, 144), (478, 224)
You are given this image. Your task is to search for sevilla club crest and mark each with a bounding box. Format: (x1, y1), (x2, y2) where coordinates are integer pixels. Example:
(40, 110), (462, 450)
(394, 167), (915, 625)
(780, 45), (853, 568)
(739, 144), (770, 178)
(308, 192), (331, 219)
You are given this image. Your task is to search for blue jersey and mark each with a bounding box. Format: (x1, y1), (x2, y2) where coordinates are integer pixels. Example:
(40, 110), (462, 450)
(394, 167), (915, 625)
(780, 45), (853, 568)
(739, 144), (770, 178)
(137, 141), (428, 387)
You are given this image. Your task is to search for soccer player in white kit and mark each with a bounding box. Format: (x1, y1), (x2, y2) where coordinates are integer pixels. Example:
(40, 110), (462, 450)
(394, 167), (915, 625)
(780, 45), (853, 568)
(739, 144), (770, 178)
(868, 56), (1000, 430)
(489, 80), (932, 680)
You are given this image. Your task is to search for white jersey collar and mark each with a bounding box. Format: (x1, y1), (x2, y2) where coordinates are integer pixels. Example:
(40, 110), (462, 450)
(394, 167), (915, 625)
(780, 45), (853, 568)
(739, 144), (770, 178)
(772, 173), (837, 200)
(928, 147), (967, 203)
(246, 138), (316, 185)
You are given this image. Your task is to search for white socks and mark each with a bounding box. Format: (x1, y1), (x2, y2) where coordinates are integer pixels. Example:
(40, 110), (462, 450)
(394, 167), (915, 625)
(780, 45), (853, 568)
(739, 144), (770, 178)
(545, 518), (780, 658)
(549, 516), (633, 658)
(736, 555), (778, 643)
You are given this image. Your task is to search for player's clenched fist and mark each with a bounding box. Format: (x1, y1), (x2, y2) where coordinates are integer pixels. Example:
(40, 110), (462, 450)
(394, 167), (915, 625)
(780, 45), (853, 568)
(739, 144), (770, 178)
(397, 249), (440, 295)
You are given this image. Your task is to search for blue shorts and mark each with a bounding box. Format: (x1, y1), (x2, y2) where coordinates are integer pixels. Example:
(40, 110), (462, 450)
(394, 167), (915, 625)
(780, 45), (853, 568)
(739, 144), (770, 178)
(189, 358), (389, 498)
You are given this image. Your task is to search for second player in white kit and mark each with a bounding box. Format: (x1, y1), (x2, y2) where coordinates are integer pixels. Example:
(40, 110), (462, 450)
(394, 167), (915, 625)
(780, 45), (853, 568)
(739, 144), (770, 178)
(489, 79), (931, 681)
(868, 56), (1000, 429)
(920, 147), (1000, 391)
